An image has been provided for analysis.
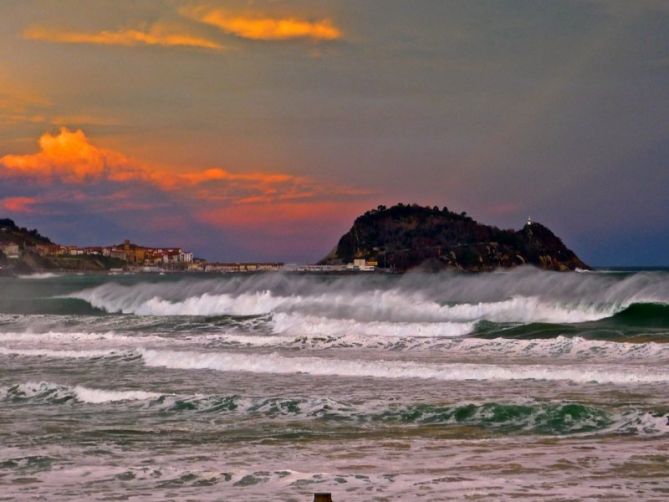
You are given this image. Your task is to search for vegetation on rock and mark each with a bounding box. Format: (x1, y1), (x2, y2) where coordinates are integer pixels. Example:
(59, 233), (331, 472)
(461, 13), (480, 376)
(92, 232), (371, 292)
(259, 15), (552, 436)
(319, 203), (589, 272)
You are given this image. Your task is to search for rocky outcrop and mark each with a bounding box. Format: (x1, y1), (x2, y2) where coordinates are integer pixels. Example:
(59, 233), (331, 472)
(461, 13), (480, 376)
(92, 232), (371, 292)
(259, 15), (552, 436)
(319, 204), (589, 272)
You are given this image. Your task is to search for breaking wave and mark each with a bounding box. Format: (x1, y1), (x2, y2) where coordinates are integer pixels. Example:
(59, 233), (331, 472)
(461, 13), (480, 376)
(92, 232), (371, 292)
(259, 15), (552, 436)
(1, 382), (160, 404)
(139, 348), (669, 384)
(66, 269), (669, 328)
(2, 329), (669, 362)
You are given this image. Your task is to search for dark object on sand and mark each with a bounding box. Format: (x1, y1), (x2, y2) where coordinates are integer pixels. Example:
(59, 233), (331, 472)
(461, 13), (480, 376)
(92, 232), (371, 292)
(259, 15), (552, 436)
(314, 493), (333, 502)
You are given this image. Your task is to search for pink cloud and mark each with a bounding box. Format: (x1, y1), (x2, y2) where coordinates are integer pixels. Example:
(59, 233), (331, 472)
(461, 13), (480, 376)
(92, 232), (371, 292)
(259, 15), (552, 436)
(0, 196), (39, 213)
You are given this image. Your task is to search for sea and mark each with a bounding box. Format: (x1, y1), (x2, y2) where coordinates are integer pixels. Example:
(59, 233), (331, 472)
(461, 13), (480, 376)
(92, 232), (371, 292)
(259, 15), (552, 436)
(1, 267), (668, 500)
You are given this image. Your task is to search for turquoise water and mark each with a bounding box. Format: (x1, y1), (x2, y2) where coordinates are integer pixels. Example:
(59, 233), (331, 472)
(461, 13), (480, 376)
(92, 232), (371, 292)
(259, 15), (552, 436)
(1, 268), (668, 499)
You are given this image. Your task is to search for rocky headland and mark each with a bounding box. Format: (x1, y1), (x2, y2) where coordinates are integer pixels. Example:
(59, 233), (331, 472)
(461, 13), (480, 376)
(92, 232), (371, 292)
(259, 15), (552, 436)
(319, 204), (589, 272)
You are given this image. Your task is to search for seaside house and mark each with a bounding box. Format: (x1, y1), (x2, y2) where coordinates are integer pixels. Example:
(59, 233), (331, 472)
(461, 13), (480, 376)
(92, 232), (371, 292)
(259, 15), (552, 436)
(0, 243), (20, 259)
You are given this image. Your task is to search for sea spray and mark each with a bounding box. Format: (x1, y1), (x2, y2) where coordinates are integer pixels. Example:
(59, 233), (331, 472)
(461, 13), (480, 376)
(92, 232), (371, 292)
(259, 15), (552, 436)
(67, 268), (669, 325)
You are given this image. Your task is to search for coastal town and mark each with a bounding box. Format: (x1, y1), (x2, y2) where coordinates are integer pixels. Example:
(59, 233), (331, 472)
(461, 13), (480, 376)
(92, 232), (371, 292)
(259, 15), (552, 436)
(0, 238), (379, 273)
(0, 220), (379, 274)
(29, 240), (195, 268)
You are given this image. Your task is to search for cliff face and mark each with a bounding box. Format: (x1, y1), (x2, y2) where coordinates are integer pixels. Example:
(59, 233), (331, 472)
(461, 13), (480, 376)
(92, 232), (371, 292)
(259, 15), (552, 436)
(320, 204), (589, 272)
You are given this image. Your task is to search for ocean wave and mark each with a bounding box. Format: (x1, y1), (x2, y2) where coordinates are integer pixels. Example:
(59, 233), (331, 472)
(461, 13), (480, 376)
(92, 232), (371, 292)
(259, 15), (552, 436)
(138, 348), (669, 384)
(221, 333), (669, 361)
(3, 329), (669, 363)
(0, 330), (169, 345)
(182, 330), (669, 361)
(69, 287), (616, 324)
(374, 402), (612, 434)
(375, 402), (669, 437)
(17, 273), (62, 280)
(159, 397), (668, 436)
(66, 268), (669, 325)
(0, 347), (133, 359)
(1, 382), (160, 404)
(611, 302), (669, 327)
(3, 382), (667, 437)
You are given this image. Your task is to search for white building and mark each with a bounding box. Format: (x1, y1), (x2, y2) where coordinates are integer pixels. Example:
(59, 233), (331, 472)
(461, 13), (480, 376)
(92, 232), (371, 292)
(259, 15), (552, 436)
(1, 243), (20, 259)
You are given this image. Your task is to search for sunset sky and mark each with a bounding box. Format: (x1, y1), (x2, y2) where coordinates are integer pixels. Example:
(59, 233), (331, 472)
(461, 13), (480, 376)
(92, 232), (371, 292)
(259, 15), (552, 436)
(1, 1), (668, 265)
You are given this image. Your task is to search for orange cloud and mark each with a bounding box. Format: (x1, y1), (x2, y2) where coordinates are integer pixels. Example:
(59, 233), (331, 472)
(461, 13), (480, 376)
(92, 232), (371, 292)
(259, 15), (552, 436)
(0, 196), (39, 213)
(182, 7), (341, 41)
(0, 128), (367, 206)
(0, 128), (146, 183)
(24, 23), (224, 51)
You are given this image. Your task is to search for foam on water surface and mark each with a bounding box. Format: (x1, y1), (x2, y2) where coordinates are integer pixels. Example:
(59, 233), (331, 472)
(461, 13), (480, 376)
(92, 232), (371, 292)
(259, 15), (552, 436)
(2, 269), (669, 500)
(139, 348), (669, 384)
(1, 381), (161, 404)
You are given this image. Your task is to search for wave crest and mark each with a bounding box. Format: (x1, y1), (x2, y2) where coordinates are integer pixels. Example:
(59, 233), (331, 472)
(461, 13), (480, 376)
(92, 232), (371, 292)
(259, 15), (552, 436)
(67, 267), (669, 325)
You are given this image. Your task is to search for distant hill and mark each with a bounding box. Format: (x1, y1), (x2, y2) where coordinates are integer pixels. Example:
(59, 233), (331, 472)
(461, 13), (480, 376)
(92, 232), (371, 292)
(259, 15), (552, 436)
(319, 204), (589, 272)
(0, 218), (52, 247)
(0, 219), (123, 273)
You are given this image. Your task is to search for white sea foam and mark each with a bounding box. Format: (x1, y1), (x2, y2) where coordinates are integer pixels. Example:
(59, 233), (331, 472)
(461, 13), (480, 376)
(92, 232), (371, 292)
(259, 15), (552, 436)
(607, 410), (669, 436)
(437, 335), (669, 361)
(2, 327), (668, 364)
(17, 272), (61, 280)
(72, 385), (161, 403)
(175, 330), (669, 362)
(0, 347), (129, 359)
(271, 312), (475, 338)
(0, 330), (167, 345)
(139, 348), (669, 384)
(0, 381), (160, 403)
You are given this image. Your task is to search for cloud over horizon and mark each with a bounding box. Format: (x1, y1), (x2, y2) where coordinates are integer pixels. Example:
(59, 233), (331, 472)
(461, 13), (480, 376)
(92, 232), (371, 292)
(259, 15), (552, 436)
(0, 128), (370, 260)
